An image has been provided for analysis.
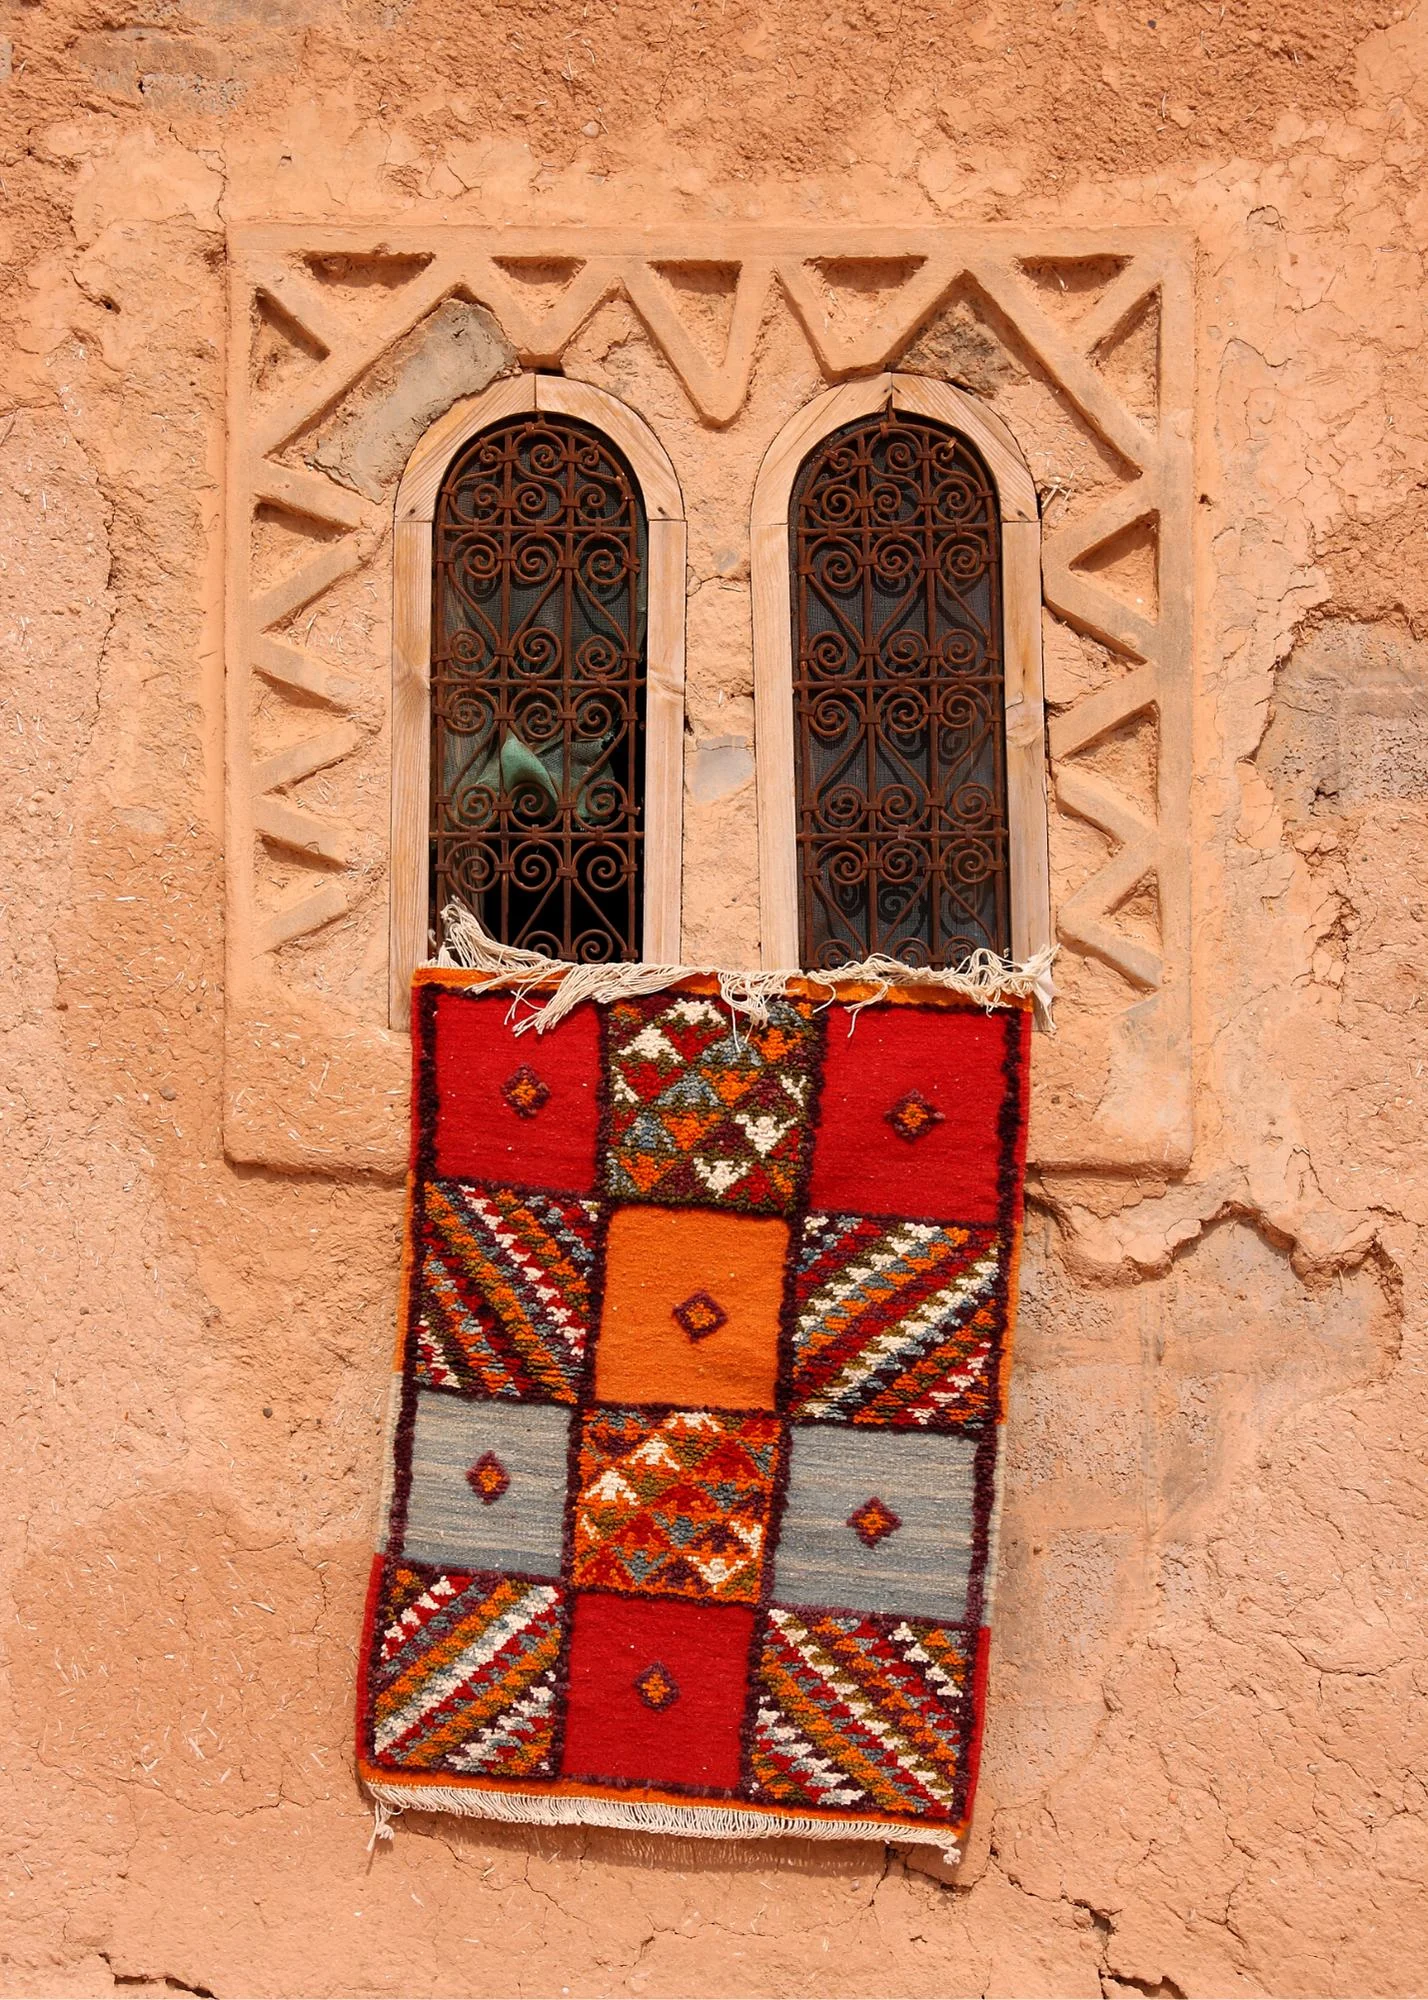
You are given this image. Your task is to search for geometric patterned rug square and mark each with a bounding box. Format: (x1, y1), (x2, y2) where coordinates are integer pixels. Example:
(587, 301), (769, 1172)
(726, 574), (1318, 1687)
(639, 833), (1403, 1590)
(358, 967), (1031, 1856)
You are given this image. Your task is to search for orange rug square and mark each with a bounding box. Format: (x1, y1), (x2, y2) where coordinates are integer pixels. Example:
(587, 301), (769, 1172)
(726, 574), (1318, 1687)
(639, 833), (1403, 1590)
(593, 1204), (788, 1411)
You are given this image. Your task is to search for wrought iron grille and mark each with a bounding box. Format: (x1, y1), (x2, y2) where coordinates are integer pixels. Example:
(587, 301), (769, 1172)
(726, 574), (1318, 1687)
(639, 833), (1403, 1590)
(791, 411), (1010, 971)
(430, 414), (648, 961)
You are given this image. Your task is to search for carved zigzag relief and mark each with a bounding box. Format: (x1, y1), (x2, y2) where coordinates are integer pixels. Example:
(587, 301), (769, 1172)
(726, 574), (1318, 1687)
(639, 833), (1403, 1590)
(229, 228), (1192, 1077)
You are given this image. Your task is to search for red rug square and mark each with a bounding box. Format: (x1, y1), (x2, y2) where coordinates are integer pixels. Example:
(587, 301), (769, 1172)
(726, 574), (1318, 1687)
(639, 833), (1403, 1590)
(808, 1002), (1026, 1224)
(426, 991), (602, 1192)
(559, 1593), (757, 1791)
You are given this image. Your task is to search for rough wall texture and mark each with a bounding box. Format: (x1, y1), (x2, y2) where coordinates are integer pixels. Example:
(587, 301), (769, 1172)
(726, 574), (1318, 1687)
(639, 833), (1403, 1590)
(2, 2), (1427, 1996)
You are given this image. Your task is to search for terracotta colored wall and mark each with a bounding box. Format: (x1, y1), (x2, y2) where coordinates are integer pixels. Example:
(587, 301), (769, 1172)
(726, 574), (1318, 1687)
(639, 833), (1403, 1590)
(3, 2), (1427, 1994)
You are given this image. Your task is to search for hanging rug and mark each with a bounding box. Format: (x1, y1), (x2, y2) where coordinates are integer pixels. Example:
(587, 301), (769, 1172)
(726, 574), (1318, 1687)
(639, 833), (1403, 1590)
(358, 960), (1032, 1856)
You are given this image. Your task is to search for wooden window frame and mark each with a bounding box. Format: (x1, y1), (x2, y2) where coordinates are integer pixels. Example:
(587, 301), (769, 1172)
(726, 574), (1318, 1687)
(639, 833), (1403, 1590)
(389, 376), (687, 1025)
(752, 374), (1051, 972)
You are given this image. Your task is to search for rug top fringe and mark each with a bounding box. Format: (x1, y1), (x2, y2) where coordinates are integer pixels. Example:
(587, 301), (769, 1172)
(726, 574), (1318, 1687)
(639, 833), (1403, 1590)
(430, 905), (1056, 1034)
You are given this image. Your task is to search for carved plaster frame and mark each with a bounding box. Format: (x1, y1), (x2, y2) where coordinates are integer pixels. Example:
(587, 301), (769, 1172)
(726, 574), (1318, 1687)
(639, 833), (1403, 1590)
(224, 225), (1193, 1174)
(752, 374), (1052, 971)
(389, 376), (687, 1026)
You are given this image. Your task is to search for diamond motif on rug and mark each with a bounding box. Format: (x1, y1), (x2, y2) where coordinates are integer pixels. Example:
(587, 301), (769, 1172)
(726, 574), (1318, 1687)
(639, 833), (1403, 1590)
(571, 1406), (782, 1604)
(370, 1564), (564, 1777)
(671, 1290), (728, 1343)
(502, 1064), (551, 1119)
(413, 1183), (600, 1403)
(847, 1496), (901, 1547)
(885, 1090), (944, 1142)
(603, 994), (820, 1214)
(789, 1213), (1005, 1428)
(633, 1661), (680, 1711)
(748, 1607), (971, 1821)
(466, 1452), (511, 1505)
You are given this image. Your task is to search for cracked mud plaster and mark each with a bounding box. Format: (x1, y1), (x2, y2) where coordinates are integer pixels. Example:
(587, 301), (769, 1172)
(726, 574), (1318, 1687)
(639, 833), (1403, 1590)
(308, 299), (516, 503)
(3, 0), (1428, 1993)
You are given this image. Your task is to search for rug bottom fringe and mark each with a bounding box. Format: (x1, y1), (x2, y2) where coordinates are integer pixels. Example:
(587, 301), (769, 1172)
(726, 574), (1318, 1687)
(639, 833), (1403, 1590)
(363, 1780), (962, 1860)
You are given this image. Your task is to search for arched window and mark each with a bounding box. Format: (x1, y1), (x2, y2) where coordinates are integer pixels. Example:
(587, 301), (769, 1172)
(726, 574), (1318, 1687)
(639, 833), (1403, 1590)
(791, 410), (1007, 970)
(390, 378), (686, 1023)
(430, 412), (647, 962)
(752, 376), (1049, 976)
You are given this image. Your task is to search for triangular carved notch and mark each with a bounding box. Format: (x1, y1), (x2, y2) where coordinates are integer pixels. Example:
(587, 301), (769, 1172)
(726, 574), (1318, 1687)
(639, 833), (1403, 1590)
(1092, 291), (1160, 424)
(1016, 255), (1130, 323)
(648, 260), (742, 364)
(810, 255), (928, 328)
(251, 291), (328, 401)
(1070, 511), (1160, 623)
(304, 252), (435, 292)
(492, 256), (588, 297)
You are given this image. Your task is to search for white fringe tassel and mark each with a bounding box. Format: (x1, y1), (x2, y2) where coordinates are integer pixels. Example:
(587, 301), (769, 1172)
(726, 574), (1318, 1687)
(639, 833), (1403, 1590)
(364, 1778), (959, 1859)
(434, 905), (1055, 1034)
(367, 1797), (401, 1852)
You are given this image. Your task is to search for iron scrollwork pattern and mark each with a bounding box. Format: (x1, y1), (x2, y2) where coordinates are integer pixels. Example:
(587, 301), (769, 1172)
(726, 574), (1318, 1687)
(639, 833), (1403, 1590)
(791, 411), (1010, 971)
(430, 414), (648, 961)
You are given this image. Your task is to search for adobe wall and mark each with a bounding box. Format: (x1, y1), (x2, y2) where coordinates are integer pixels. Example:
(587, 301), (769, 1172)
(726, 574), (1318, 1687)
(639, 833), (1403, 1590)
(2, 2), (1426, 1994)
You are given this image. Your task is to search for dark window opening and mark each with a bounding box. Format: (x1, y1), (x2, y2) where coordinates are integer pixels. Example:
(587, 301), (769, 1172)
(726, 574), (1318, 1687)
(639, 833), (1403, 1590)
(429, 412), (648, 962)
(791, 410), (1010, 971)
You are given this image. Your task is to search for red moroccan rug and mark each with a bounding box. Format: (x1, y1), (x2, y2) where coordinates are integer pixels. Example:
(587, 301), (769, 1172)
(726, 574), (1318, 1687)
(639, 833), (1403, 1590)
(357, 965), (1031, 1855)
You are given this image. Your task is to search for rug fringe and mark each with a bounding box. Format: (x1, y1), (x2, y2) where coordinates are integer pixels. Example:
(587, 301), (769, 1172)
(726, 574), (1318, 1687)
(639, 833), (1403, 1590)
(433, 905), (1056, 1033)
(363, 1778), (961, 1858)
(366, 1797), (401, 1852)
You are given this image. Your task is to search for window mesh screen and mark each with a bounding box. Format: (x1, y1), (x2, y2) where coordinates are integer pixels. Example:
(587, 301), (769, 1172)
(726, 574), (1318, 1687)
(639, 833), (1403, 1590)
(791, 411), (1010, 970)
(430, 414), (647, 961)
